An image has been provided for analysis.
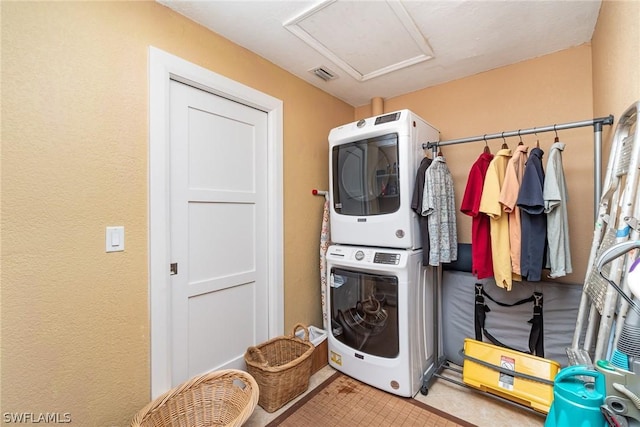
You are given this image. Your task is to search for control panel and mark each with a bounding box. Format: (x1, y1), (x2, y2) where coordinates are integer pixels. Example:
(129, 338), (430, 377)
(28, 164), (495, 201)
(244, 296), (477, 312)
(373, 252), (401, 265)
(374, 112), (401, 125)
(327, 245), (402, 266)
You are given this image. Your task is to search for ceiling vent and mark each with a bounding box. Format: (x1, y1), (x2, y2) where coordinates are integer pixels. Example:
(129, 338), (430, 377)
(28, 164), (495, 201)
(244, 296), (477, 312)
(286, 0), (434, 82)
(310, 66), (337, 82)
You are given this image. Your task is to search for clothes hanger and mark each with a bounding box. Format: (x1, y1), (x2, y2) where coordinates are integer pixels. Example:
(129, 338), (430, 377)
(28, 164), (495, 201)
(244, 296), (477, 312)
(535, 128), (540, 148)
(483, 134), (491, 154)
(422, 143), (430, 158)
(518, 129), (524, 146)
(553, 124), (559, 142)
(501, 132), (508, 149)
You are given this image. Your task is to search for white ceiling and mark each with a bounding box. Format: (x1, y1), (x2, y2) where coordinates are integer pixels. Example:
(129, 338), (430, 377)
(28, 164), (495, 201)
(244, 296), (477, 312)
(158, 0), (602, 107)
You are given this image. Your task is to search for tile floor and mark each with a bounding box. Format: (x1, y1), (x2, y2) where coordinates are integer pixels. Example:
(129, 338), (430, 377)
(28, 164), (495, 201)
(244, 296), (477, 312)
(245, 364), (546, 427)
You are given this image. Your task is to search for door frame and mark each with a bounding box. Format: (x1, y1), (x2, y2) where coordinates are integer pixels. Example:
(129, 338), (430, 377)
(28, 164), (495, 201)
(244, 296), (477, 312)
(148, 46), (284, 398)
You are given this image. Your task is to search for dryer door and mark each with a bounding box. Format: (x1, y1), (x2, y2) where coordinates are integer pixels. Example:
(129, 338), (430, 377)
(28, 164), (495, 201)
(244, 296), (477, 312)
(331, 133), (400, 216)
(329, 267), (399, 358)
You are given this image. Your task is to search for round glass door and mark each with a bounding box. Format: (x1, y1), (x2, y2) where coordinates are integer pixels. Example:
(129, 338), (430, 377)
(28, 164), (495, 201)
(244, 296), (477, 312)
(329, 267), (399, 358)
(332, 133), (400, 216)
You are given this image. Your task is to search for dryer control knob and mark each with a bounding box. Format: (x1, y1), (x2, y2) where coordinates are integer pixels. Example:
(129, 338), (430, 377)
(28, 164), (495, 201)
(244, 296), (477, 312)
(355, 250), (365, 261)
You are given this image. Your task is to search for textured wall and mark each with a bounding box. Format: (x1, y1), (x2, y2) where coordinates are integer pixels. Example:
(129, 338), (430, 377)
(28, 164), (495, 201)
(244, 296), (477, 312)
(592, 0), (640, 147)
(2, 1), (636, 425)
(357, 45), (595, 284)
(1, 2), (352, 425)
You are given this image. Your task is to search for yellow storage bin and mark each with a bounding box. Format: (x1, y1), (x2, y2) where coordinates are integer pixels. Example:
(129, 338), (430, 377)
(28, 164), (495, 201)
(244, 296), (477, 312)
(462, 338), (560, 414)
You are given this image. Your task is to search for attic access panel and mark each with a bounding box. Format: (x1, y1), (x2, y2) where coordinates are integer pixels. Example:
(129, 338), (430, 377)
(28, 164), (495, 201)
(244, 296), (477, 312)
(284, 0), (434, 82)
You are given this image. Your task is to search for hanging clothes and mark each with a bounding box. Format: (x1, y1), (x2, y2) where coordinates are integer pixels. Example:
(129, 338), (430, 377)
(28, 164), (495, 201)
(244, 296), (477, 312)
(517, 147), (547, 281)
(460, 151), (494, 279)
(319, 197), (331, 329)
(499, 145), (529, 277)
(479, 148), (516, 290)
(421, 155), (457, 266)
(544, 142), (572, 278)
(411, 156), (433, 265)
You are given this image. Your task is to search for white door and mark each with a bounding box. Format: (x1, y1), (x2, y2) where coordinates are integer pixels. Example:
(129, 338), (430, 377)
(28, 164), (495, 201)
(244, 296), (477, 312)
(169, 80), (269, 386)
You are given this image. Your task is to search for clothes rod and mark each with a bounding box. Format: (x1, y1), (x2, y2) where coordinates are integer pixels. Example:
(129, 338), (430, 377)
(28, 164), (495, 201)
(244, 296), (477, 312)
(422, 114), (614, 221)
(422, 115), (614, 150)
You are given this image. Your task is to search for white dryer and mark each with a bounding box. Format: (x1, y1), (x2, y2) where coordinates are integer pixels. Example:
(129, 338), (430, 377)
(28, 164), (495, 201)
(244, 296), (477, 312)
(329, 109), (439, 249)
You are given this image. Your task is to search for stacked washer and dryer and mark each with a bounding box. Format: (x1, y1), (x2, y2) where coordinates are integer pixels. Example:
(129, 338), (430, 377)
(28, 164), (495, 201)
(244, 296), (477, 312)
(326, 110), (440, 397)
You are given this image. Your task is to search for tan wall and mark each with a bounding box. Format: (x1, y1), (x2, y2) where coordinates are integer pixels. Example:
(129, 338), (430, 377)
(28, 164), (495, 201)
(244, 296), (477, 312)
(1, 2), (352, 425)
(357, 45), (595, 284)
(2, 1), (638, 425)
(592, 0), (640, 150)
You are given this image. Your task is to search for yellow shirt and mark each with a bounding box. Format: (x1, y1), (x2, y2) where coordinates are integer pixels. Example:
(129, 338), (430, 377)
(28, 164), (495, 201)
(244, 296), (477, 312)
(479, 149), (519, 290)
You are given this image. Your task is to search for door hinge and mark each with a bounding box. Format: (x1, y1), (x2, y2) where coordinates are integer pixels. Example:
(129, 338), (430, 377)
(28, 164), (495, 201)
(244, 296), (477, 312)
(170, 263), (178, 276)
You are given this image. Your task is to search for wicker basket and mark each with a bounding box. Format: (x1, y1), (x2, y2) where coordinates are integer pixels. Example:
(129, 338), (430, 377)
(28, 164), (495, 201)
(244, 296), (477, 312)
(244, 323), (315, 413)
(130, 369), (259, 427)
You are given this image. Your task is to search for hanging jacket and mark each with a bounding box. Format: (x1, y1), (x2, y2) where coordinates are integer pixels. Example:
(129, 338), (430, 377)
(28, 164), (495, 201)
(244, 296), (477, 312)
(499, 145), (529, 276)
(544, 142), (572, 278)
(479, 149), (515, 290)
(461, 152), (494, 279)
(422, 156), (458, 266)
(517, 147), (547, 281)
(411, 156), (433, 264)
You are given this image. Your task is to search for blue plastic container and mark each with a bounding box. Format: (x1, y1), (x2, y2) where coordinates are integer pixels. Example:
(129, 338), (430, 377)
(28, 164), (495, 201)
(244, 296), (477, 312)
(544, 365), (607, 427)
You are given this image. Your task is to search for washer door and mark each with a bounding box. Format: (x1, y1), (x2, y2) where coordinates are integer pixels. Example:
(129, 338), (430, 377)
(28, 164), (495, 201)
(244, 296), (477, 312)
(329, 267), (399, 358)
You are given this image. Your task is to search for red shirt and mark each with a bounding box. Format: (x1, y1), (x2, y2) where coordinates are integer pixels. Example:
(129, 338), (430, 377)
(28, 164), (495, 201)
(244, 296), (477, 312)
(461, 152), (494, 279)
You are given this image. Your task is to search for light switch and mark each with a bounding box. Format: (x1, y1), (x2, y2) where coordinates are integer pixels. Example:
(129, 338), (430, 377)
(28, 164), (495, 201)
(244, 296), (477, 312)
(106, 226), (125, 252)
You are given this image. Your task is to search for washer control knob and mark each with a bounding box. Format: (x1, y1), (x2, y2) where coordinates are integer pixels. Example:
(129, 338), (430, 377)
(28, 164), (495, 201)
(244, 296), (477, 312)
(355, 250), (365, 261)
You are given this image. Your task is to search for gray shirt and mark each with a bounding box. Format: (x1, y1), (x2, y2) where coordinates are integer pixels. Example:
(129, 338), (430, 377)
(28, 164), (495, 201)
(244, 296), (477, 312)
(422, 156), (458, 266)
(543, 142), (572, 278)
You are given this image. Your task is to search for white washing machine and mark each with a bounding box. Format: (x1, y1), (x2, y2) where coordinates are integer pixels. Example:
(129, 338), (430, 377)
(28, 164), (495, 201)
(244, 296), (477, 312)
(329, 109), (439, 249)
(326, 244), (435, 397)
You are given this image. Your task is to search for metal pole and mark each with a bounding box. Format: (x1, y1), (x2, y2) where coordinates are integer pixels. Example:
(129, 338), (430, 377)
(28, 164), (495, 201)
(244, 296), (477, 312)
(593, 121), (603, 220)
(421, 115), (614, 219)
(423, 115), (614, 149)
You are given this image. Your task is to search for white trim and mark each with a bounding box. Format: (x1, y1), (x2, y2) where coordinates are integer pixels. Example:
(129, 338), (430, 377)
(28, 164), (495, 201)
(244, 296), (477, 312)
(148, 46), (284, 398)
